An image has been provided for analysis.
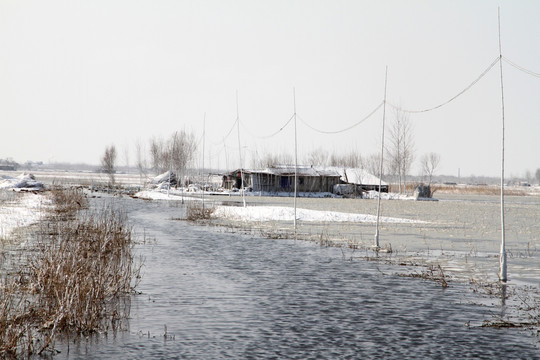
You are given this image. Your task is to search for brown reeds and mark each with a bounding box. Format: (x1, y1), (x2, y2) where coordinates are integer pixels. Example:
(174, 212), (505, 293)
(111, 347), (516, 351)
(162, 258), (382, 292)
(0, 187), (139, 358)
(49, 186), (89, 216)
(186, 202), (215, 221)
(433, 184), (528, 196)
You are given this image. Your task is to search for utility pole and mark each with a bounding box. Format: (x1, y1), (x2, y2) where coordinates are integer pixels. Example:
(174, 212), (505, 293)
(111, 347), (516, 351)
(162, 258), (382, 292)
(236, 91), (246, 208)
(202, 113), (206, 211)
(374, 67), (388, 249)
(293, 87), (298, 235)
(498, 7), (507, 282)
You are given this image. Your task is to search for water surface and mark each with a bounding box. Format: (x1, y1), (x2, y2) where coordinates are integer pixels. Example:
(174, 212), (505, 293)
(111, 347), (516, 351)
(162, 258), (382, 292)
(58, 198), (539, 359)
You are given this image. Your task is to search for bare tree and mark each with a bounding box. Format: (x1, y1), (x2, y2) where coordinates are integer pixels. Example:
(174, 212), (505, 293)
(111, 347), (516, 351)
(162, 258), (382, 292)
(328, 151), (364, 168)
(251, 152), (293, 168)
(101, 144), (117, 186)
(147, 131), (197, 182)
(123, 144), (130, 174)
(387, 108), (415, 193)
(421, 152), (440, 186)
(524, 170), (532, 184)
(365, 153), (383, 177)
(135, 139), (149, 183)
(169, 130), (197, 174)
(305, 148), (329, 166)
(149, 136), (166, 173)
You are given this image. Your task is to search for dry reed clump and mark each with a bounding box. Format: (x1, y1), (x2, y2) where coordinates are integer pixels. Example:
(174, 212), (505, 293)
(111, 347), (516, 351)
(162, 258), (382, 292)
(0, 188), (139, 358)
(49, 186), (89, 216)
(398, 264), (448, 288)
(186, 202), (215, 221)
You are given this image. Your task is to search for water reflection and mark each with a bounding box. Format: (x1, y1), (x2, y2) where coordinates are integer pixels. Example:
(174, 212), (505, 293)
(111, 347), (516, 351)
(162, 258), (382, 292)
(56, 198), (539, 359)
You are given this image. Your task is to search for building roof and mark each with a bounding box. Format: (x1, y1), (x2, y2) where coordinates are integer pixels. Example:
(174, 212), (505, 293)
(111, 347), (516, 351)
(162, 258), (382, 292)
(231, 165), (341, 178)
(340, 168), (388, 186)
(302, 166), (388, 186)
(229, 165), (386, 185)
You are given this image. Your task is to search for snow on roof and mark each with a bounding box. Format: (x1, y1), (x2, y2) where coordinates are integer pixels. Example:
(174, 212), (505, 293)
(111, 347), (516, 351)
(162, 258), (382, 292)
(255, 166), (386, 186)
(229, 166), (385, 185)
(341, 168), (387, 186)
(232, 165), (341, 178)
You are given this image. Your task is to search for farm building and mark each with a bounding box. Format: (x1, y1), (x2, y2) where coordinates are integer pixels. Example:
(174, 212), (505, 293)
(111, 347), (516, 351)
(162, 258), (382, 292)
(222, 165), (387, 194)
(222, 165), (341, 193)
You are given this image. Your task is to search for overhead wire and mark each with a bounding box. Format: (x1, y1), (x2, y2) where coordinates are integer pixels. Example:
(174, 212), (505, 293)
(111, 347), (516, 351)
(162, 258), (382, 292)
(211, 118), (238, 146)
(298, 101), (384, 134)
(388, 56), (501, 113)
(206, 53), (536, 156)
(239, 113), (296, 139)
(502, 56), (540, 78)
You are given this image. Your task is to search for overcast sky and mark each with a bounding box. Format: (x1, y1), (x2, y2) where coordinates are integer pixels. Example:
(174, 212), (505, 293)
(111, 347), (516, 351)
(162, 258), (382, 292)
(1, 0), (539, 177)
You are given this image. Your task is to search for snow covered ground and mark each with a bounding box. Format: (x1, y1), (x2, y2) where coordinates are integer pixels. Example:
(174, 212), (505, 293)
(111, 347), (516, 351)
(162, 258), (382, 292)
(134, 189), (425, 224)
(0, 173), (49, 239)
(0, 173), (45, 190)
(0, 191), (48, 239)
(213, 204), (425, 224)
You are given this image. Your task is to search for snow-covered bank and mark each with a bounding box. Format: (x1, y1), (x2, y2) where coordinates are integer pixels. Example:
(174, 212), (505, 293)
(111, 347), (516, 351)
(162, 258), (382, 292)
(134, 190), (200, 201)
(0, 192), (47, 239)
(0, 173), (45, 191)
(134, 189), (425, 224)
(213, 205), (426, 224)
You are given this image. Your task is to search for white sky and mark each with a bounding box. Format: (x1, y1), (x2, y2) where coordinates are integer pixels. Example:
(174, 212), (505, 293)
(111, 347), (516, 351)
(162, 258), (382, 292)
(1, 0), (539, 178)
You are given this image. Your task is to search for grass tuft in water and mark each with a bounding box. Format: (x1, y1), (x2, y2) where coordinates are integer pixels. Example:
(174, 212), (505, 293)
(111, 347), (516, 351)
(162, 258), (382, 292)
(0, 187), (140, 358)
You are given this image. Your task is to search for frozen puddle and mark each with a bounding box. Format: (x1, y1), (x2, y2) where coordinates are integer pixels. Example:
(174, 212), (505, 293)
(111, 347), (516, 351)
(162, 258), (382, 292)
(213, 205), (426, 224)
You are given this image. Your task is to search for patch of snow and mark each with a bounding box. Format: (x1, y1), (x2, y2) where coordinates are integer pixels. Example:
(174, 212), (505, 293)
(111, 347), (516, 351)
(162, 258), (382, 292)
(134, 190), (198, 201)
(213, 205), (426, 224)
(363, 190), (416, 201)
(0, 192), (48, 239)
(0, 173), (45, 191)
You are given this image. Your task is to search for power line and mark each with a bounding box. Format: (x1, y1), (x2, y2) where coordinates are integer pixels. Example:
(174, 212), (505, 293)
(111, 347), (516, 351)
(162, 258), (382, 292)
(211, 118), (237, 146)
(503, 56), (540, 78)
(298, 101), (384, 134)
(239, 113), (296, 139)
(388, 56), (500, 113)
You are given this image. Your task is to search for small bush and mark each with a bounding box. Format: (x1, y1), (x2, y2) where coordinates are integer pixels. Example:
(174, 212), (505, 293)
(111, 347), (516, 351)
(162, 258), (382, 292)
(186, 202), (215, 221)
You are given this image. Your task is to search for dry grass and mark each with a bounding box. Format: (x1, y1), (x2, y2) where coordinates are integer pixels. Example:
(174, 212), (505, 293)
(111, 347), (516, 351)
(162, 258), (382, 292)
(386, 182), (530, 196)
(433, 184), (529, 196)
(0, 187), (139, 358)
(49, 186), (88, 215)
(186, 202), (215, 221)
(398, 264), (449, 288)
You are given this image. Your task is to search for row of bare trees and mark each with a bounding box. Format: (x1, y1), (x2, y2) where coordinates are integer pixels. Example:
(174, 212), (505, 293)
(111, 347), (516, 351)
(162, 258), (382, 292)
(101, 130), (197, 186)
(100, 111), (440, 192)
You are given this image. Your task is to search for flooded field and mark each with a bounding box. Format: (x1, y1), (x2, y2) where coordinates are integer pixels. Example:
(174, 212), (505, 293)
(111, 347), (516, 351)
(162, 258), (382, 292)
(204, 193), (540, 286)
(2, 170), (540, 357)
(53, 196), (540, 359)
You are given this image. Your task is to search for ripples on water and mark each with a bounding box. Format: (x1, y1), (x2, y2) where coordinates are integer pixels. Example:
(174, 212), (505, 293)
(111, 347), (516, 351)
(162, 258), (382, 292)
(57, 198), (539, 359)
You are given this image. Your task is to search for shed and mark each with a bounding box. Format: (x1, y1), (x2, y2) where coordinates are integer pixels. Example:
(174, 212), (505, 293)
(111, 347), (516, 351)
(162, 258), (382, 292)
(223, 165), (342, 193)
